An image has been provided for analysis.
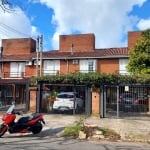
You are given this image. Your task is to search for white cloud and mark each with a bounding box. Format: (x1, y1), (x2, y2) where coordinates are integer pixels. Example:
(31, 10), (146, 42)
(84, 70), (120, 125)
(0, 6), (39, 46)
(137, 19), (150, 30)
(37, 0), (146, 49)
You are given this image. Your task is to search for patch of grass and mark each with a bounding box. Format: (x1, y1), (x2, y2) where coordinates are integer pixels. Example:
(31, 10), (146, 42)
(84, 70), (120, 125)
(62, 116), (86, 138)
(62, 116), (121, 141)
(62, 124), (83, 138)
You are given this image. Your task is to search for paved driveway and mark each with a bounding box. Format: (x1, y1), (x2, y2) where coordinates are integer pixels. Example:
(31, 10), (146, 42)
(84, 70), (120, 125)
(1, 113), (150, 142)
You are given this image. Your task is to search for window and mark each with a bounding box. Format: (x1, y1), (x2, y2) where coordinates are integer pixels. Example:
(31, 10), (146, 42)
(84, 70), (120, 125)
(88, 61), (94, 72)
(119, 59), (129, 74)
(80, 59), (97, 73)
(43, 60), (60, 75)
(10, 62), (25, 77)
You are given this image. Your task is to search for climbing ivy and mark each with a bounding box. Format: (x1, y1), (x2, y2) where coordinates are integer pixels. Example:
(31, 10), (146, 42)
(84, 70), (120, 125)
(29, 72), (150, 87)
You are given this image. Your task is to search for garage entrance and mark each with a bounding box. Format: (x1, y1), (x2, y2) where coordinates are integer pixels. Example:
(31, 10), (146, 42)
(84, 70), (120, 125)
(101, 84), (150, 119)
(37, 81), (91, 116)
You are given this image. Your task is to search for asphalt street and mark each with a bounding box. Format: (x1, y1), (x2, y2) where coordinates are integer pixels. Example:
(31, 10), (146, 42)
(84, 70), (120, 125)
(0, 135), (150, 150)
(0, 113), (150, 149)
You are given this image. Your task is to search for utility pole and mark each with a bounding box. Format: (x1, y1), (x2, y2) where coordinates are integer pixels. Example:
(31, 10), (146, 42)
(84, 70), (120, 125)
(36, 36), (39, 77)
(39, 35), (43, 77)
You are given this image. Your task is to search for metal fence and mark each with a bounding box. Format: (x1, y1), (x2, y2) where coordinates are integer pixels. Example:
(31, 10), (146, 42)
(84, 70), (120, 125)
(101, 84), (150, 120)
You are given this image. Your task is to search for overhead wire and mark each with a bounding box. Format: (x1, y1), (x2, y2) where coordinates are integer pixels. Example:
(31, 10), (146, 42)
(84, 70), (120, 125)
(0, 22), (38, 41)
(0, 22), (30, 37)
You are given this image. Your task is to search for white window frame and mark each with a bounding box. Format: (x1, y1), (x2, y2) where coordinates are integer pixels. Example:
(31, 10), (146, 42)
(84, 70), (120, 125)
(43, 60), (60, 75)
(80, 59), (97, 73)
(10, 62), (25, 77)
(119, 59), (129, 74)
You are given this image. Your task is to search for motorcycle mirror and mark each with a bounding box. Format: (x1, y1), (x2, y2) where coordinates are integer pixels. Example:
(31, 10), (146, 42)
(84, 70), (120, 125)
(12, 101), (15, 105)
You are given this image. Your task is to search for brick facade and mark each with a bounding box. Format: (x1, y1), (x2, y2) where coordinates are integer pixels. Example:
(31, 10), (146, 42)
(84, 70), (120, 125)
(2, 38), (36, 55)
(128, 31), (141, 50)
(60, 59), (80, 74)
(29, 87), (37, 112)
(59, 33), (95, 52)
(0, 31), (144, 114)
(92, 90), (100, 115)
(98, 58), (119, 73)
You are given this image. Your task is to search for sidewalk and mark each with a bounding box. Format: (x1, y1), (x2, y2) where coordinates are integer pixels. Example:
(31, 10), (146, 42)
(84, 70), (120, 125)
(43, 114), (150, 142)
(1, 112), (150, 142)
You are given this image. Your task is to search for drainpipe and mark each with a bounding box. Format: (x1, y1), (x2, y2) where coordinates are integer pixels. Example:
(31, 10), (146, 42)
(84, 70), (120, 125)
(67, 59), (69, 74)
(0, 47), (3, 78)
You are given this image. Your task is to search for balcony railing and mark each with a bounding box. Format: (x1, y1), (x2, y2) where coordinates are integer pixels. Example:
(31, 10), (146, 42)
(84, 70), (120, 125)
(2, 72), (26, 79)
(0, 69), (129, 79)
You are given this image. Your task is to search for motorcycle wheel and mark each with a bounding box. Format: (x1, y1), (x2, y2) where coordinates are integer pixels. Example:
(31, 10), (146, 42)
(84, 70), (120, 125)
(30, 122), (43, 134)
(0, 124), (7, 137)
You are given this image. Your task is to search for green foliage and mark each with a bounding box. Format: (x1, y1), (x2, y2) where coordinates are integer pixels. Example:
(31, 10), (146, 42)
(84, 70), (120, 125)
(127, 29), (150, 74)
(62, 116), (86, 138)
(30, 72), (150, 87)
(62, 124), (83, 138)
(62, 121), (121, 141)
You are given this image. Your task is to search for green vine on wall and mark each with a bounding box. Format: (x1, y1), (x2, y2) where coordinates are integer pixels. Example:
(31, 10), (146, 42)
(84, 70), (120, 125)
(29, 72), (150, 87)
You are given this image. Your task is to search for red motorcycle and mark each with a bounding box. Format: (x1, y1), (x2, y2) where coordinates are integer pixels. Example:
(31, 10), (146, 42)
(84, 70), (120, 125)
(0, 103), (45, 137)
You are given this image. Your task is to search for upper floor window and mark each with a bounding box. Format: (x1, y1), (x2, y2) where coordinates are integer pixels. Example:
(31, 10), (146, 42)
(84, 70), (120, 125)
(88, 61), (94, 72)
(119, 59), (129, 74)
(10, 62), (25, 77)
(80, 59), (97, 73)
(43, 60), (60, 75)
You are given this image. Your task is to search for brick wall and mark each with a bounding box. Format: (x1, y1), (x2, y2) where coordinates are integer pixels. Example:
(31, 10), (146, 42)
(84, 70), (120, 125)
(29, 87), (37, 112)
(60, 59), (119, 74)
(3, 63), (10, 78)
(92, 90), (100, 115)
(98, 59), (119, 73)
(60, 60), (79, 74)
(59, 33), (95, 52)
(25, 66), (37, 77)
(2, 38), (36, 55)
(128, 31), (141, 50)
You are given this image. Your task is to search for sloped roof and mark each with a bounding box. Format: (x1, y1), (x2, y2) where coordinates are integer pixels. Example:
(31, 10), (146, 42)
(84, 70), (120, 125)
(40, 47), (129, 59)
(0, 47), (129, 61)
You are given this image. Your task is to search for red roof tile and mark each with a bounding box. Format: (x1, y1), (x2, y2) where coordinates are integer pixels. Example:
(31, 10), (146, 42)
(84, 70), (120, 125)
(41, 47), (129, 59)
(1, 47), (129, 61)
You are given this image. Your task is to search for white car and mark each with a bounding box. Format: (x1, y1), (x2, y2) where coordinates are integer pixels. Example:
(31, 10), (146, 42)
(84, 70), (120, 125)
(53, 92), (84, 112)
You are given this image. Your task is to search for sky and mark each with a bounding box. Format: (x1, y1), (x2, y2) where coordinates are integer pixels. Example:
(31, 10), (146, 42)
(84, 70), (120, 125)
(0, 0), (150, 51)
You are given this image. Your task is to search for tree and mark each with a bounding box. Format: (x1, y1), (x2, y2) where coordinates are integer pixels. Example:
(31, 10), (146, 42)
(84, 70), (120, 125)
(127, 29), (150, 74)
(0, 0), (13, 12)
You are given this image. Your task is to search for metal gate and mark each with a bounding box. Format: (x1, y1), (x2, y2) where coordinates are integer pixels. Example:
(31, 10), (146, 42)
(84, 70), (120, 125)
(101, 84), (150, 119)
(0, 82), (29, 113)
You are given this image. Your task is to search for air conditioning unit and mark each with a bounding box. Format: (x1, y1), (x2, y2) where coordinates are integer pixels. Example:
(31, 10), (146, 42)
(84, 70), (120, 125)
(72, 60), (79, 64)
(25, 61), (32, 66)
(34, 60), (41, 65)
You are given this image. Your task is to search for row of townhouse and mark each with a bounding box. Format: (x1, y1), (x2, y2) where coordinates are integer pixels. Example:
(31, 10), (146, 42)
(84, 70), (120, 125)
(0, 31), (141, 78)
(0, 30), (142, 112)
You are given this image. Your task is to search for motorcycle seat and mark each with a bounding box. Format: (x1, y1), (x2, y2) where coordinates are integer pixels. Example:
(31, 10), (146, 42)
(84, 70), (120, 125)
(17, 113), (41, 124)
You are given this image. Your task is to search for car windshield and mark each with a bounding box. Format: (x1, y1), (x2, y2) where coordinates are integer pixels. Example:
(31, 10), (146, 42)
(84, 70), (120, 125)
(57, 94), (74, 99)
(121, 93), (136, 99)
